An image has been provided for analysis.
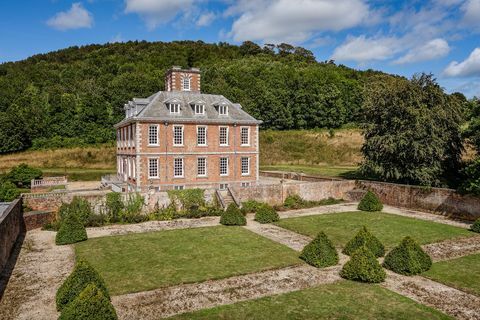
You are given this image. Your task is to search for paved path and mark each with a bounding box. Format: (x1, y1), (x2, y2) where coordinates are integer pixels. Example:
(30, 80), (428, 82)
(113, 264), (342, 320)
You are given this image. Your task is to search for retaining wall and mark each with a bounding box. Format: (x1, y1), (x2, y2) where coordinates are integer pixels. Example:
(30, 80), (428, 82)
(0, 199), (24, 273)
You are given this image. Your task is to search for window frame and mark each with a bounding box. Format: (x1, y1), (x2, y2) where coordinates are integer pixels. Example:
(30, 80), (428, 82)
(169, 103), (180, 114)
(182, 76), (191, 91)
(196, 126), (207, 146)
(219, 126), (229, 146)
(218, 104), (228, 116)
(148, 158), (159, 179)
(173, 158), (184, 178)
(173, 125), (184, 146)
(220, 157), (229, 176)
(148, 124), (159, 146)
(241, 157), (250, 176)
(240, 126), (250, 146)
(194, 104), (205, 115)
(197, 157), (207, 177)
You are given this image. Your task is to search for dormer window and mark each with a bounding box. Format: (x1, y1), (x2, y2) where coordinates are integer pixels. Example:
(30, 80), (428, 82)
(194, 104), (205, 115)
(169, 103), (180, 114)
(182, 76), (191, 91)
(218, 105), (228, 116)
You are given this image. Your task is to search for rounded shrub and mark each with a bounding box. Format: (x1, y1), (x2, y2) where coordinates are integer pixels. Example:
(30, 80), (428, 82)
(283, 194), (304, 209)
(471, 218), (480, 233)
(220, 203), (246, 226)
(300, 232), (338, 268)
(340, 246), (386, 283)
(56, 259), (110, 311)
(342, 226), (385, 257)
(383, 236), (432, 275)
(59, 283), (117, 320)
(55, 214), (88, 245)
(358, 190), (383, 212)
(241, 200), (263, 214)
(254, 204), (279, 224)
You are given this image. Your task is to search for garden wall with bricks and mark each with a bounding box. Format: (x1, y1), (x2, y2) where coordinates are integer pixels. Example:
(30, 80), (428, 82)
(0, 199), (25, 274)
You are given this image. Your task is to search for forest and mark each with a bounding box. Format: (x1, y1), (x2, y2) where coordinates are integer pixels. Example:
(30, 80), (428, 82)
(1, 40), (396, 153)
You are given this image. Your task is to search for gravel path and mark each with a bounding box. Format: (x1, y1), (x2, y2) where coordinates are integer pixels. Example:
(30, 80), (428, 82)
(87, 216), (220, 238)
(382, 271), (480, 320)
(0, 230), (74, 320)
(112, 264), (342, 320)
(423, 235), (480, 262)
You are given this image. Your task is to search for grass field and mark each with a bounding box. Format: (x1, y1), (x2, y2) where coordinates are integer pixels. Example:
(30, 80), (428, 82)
(170, 281), (451, 320)
(260, 164), (360, 179)
(274, 211), (473, 249)
(423, 253), (480, 296)
(75, 226), (301, 295)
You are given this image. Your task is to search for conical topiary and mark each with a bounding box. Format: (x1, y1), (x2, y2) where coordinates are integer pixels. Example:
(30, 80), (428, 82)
(300, 232), (338, 268)
(471, 218), (480, 233)
(220, 203), (246, 226)
(59, 283), (118, 320)
(55, 213), (88, 245)
(254, 204), (279, 224)
(383, 236), (432, 275)
(56, 259), (110, 311)
(340, 246), (386, 283)
(343, 226), (385, 257)
(358, 190), (383, 212)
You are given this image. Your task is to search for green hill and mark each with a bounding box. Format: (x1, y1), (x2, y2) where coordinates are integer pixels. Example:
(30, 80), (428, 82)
(0, 40), (399, 154)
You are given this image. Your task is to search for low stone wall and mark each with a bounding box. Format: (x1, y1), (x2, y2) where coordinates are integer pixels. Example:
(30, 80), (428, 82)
(22, 190), (110, 213)
(0, 199), (24, 273)
(357, 180), (480, 221)
(23, 211), (55, 231)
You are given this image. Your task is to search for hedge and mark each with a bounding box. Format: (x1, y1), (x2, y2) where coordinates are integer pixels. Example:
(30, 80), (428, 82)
(220, 203), (246, 226)
(342, 226), (385, 257)
(340, 246), (386, 283)
(254, 204), (279, 224)
(300, 232), (338, 268)
(55, 214), (88, 245)
(471, 218), (480, 233)
(241, 200), (264, 214)
(383, 236), (432, 275)
(56, 259), (110, 311)
(59, 283), (117, 320)
(358, 190), (383, 212)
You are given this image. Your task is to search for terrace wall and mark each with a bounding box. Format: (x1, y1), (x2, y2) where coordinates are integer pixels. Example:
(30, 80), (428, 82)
(0, 199), (24, 273)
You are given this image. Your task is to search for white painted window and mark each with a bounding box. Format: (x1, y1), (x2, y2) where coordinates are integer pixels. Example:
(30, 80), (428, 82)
(197, 126), (207, 146)
(219, 183), (228, 190)
(241, 182), (250, 187)
(148, 158), (158, 178)
(241, 157), (250, 175)
(173, 125), (183, 146)
(169, 103), (180, 114)
(219, 126), (229, 146)
(148, 125), (158, 145)
(197, 157), (207, 177)
(218, 105), (228, 116)
(194, 104), (204, 115)
(241, 127), (250, 146)
(220, 157), (229, 176)
(182, 77), (191, 91)
(174, 185), (185, 190)
(174, 158), (184, 178)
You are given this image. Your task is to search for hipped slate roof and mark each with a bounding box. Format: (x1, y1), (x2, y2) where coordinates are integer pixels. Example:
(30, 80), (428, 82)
(114, 91), (261, 127)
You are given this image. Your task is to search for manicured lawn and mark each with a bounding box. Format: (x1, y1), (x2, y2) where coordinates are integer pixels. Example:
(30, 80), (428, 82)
(43, 168), (115, 181)
(260, 164), (360, 179)
(75, 226), (301, 295)
(423, 253), (480, 296)
(275, 211), (473, 249)
(169, 281), (451, 320)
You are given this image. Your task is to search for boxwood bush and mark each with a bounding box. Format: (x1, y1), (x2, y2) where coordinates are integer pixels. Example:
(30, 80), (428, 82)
(56, 259), (110, 311)
(59, 283), (117, 320)
(254, 204), (279, 223)
(55, 214), (88, 245)
(358, 190), (383, 212)
(220, 203), (246, 226)
(340, 246), (386, 283)
(342, 226), (385, 257)
(471, 218), (480, 233)
(300, 232), (338, 268)
(383, 236), (432, 275)
(241, 200), (264, 214)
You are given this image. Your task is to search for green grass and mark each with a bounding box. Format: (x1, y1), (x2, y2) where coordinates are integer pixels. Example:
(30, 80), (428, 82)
(260, 164), (360, 179)
(169, 281), (451, 320)
(275, 211), (473, 249)
(43, 168), (115, 181)
(423, 253), (480, 296)
(75, 226), (301, 295)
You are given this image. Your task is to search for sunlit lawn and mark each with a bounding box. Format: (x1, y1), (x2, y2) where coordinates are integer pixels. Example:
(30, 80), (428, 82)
(75, 226), (301, 295)
(260, 164), (360, 179)
(275, 211), (473, 249)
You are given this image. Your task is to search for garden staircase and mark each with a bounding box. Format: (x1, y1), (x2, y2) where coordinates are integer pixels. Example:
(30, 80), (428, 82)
(216, 188), (241, 210)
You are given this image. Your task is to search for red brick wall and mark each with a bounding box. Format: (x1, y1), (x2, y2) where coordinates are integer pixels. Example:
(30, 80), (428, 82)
(165, 69), (201, 92)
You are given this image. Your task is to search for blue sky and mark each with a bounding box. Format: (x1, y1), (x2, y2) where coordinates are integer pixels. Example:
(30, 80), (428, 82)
(0, 0), (479, 97)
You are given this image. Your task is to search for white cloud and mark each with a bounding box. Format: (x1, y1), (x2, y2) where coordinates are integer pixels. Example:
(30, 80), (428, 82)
(124, 0), (195, 29)
(110, 33), (124, 43)
(461, 0), (480, 28)
(227, 0), (370, 43)
(444, 48), (480, 77)
(394, 38), (450, 64)
(47, 3), (93, 31)
(331, 35), (402, 62)
(196, 12), (215, 27)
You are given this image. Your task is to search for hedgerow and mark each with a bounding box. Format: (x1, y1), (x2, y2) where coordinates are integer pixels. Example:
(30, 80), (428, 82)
(342, 226), (385, 257)
(220, 203), (246, 226)
(254, 204), (279, 224)
(55, 214), (87, 245)
(340, 246), (386, 283)
(383, 236), (432, 275)
(471, 218), (480, 233)
(300, 232), (338, 268)
(357, 191), (383, 212)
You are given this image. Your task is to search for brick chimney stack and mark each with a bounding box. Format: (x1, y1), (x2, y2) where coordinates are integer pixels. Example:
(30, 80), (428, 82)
(164, 66), (201, 92)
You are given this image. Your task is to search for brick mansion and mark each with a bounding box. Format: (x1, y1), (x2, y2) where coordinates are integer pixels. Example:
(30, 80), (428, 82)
(114, 66), (261, 192)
